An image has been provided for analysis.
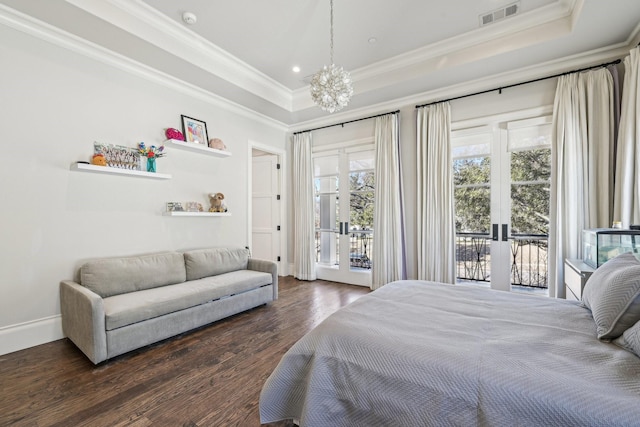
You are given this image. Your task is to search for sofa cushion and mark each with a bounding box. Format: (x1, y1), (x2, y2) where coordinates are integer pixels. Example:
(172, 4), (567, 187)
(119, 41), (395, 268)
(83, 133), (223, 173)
(104, 270), (272, 330)
(81, 252), (186, 298)
(183, 247), (250, 281)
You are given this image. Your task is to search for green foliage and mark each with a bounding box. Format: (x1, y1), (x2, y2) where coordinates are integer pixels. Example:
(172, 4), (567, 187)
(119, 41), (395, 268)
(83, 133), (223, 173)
(454, 148), (550, 235)
(454, 157), (490, 185)
(454, 157), (491, 233)
(455, 187), (490, 233)
(510, 149), (550, 235)
(350, 171), (374, 229)
(511, 148), (551, 182)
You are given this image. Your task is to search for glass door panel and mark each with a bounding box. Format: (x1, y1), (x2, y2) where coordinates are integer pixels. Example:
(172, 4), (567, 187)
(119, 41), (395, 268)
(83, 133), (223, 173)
(348, 152), (374, 271)
(508, 126), (551, 292)
(314, 154), (339, 268)
(453, 133), (492, 284)
(314, 148), (373, 286)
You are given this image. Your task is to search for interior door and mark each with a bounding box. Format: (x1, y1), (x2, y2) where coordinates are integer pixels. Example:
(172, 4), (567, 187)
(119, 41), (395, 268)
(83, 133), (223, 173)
(251, 154), (280, 266)
(314, 147), (373, 287)
(452, 116), (551, 293)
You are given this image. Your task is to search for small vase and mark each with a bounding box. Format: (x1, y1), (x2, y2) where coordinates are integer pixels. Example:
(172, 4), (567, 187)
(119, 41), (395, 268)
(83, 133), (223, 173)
(146, 157), (156, 173)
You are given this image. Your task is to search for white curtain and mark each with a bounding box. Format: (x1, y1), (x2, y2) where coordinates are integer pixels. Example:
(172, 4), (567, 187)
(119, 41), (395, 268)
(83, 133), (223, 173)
(549, 68), (615, 298)
(416, 103), (456, 283)
(292, 132), (316, 280)
(614, 47), (640, 226)
(372, 114), (405, 290)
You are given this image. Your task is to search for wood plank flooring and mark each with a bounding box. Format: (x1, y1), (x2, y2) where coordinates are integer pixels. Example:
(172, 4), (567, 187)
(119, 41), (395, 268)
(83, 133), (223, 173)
(0, 276), (369, 427)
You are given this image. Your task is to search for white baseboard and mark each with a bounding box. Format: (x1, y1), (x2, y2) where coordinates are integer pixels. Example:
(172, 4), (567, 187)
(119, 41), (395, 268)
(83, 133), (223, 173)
(0, 315), (64, 357)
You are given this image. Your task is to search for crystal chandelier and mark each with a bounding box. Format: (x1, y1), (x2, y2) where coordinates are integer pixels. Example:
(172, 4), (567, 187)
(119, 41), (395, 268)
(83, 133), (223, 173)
(310, 0), (353, 113)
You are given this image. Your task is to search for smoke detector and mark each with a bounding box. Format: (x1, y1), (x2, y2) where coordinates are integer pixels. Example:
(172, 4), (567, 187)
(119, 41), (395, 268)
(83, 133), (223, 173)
(182, 12), (197, 25)
(479, 2), (520, 26)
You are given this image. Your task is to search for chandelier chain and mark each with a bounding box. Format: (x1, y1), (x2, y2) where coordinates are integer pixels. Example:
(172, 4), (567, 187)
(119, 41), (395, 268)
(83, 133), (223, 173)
(329, 0), (334, 64)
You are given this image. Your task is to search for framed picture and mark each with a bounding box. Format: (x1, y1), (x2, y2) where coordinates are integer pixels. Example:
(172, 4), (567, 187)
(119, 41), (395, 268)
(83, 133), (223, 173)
(181, 115), (208, 145)
(166, 202), (184, 212)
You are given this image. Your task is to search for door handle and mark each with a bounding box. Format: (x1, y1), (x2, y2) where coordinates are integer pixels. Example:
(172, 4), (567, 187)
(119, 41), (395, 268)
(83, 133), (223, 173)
(345, 222), (349, 234)
(339, 222), (344, 235)
(492, 224), (498, 241)
(502, 224), (508, 242)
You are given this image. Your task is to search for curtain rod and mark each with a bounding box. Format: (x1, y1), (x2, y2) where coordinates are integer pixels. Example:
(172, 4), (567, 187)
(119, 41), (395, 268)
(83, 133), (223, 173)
(292, 110), (400, 135)
(415, 59), (622, 109)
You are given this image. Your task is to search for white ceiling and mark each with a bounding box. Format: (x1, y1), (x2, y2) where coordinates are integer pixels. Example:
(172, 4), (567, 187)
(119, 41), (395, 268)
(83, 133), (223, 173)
(2, 0), (640, 126)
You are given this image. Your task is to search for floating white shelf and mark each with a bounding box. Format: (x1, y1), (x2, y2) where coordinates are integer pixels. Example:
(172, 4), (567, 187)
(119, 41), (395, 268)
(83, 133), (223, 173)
(165, 139), (232, 157)
(163, 211), (231, 217)
(70, 163), (171, 179)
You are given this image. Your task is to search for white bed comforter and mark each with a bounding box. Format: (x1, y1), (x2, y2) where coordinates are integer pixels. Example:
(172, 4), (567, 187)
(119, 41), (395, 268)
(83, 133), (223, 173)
(260, 280), (640, 426)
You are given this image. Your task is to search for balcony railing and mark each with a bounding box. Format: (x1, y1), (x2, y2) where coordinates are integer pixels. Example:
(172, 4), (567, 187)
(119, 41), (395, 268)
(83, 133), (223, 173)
(349, 230), (373, 269)
(510, 234), (548, 288)
(315, 229), (373, 269)
(455, 233), (548, 288)
(456, 233), (491, 282)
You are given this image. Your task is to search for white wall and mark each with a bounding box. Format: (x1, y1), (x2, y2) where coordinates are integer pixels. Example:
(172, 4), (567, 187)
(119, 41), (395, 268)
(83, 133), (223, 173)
(0, 23), (286, 355)
(289, 78), (558, 279)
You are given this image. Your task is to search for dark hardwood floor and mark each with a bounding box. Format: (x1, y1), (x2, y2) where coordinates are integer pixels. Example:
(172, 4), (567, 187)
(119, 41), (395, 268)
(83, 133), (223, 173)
(0, 277), (369, 427)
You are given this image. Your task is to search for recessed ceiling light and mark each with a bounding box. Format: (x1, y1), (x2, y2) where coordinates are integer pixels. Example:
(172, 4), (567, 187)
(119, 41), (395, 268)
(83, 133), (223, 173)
(368, 37), (377, 44)
(182, 12), (197, 25)
(292, 66), (301, 73)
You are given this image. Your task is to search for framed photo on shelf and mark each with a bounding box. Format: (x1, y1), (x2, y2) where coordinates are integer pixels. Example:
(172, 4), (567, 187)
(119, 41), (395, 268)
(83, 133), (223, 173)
(181, 115), (208, 145)
(166, 202), (184, 212)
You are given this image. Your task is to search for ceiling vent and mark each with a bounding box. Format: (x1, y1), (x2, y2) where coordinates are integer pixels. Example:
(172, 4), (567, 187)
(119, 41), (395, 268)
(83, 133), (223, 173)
(479, 2), (520, 27)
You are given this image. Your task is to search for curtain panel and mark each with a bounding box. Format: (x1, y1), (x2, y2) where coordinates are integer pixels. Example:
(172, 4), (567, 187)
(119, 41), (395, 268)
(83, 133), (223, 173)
(416, 103), (456, 283)
(372, 114), (406, 289)
(292, 132), (317, 281)
(549, 68), (615, 298)
(614, 47), (640, 226)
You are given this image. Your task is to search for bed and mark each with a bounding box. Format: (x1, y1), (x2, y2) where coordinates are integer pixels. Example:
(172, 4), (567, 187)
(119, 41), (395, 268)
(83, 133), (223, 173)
(260, 256), (640, 427)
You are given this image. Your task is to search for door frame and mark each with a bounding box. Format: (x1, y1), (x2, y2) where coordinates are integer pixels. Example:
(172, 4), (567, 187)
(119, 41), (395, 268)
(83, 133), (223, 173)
(247, 140), (287, 276)
(313, 140), (374, 287)
(451, 105), (554, 291)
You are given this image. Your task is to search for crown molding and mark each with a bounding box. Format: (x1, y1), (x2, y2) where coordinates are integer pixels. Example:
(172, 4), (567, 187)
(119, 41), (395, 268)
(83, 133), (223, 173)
(0, 3), (288, 132)
(65, 0), (584, 115)
(289, 40), (630, 134)
(65, 0), (294, 111)
(627, 20), (640, 47)
(292, 0), (583, 111)
(356, 0), (580, 80)
(3, 0), (637, 131)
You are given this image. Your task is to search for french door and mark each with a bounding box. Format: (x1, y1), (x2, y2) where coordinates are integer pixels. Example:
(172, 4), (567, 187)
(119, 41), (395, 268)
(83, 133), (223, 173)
(313, 146), (374, 287)
(452, 116), (551, 293)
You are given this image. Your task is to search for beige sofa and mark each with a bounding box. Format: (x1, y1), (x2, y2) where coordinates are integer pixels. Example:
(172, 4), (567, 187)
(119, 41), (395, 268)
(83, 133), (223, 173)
(60, 247), (277, 364)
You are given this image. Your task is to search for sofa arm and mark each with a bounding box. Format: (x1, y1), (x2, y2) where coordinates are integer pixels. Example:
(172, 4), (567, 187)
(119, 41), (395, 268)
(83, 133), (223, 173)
(60, 280), (107, 364)
(248, 258), (278, 300)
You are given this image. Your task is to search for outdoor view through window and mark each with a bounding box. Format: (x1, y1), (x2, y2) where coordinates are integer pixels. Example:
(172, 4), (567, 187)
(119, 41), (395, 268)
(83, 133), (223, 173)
(453, 118), (551, 293)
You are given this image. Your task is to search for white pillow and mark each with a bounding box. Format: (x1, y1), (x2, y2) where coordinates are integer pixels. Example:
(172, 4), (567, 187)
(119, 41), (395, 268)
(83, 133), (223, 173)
(581, 252), (640, 340)
(614, 319), (640, 357)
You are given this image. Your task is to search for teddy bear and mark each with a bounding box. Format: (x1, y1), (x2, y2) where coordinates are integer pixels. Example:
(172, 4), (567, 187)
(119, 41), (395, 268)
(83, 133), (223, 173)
(208, 138), (226, 150)
(208, 193), (226, 212)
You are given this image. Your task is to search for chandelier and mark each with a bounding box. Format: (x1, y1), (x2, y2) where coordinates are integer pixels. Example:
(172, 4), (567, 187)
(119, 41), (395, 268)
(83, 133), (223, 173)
(310, 0), (353, 113)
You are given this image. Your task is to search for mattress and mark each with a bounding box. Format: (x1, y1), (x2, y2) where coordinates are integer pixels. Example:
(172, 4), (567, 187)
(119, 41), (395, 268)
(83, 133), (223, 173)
(260, 280), (640, 426)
